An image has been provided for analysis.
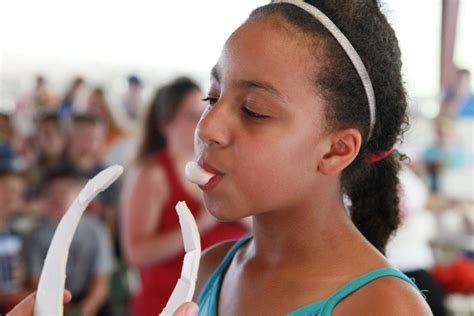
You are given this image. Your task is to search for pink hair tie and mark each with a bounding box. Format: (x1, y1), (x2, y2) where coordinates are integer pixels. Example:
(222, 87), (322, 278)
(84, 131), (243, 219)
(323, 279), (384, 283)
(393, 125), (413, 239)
(367, 148), (395, 164)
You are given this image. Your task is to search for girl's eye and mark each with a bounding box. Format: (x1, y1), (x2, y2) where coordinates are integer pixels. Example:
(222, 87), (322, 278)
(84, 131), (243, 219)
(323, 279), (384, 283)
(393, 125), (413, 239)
(202, 97), (218, 106)
(241, 107), (269, 120)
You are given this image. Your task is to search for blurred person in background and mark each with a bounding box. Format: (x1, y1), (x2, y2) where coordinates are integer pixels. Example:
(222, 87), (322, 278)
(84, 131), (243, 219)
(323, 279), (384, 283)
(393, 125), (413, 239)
(85, 87), (133, 167)
(122, 75), (143, 122)
(15, 75), (57, 113)
(441, 69), (474, 118)
(66, 114), (106, 177)
(423, 116), (471, 193)
(30, 112), (68, 195)
(27, 168), (114, 316)
(31, 76), (57, 110)
(65, 114), (119, 222)
(86, 87), (125, 148)
(0, 113), (34, 172)
(386, 165), (447, 316)
(58, 77), (85, 120)
(455, 69), (474, 117)
(0, 169), (32, 314)
(0, 169), (34, 237)
(0, 114), (16, 170)
(120, 77), (248, 316)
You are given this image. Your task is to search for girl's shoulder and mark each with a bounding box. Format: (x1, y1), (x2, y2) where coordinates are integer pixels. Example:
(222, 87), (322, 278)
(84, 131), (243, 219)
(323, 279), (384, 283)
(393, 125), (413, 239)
(333, 272), (432, 315)
(194, 239), (239, 299)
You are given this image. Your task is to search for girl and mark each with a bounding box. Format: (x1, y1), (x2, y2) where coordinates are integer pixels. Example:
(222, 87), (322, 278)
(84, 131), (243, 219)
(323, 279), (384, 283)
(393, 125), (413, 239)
(191, 0), (431, 315)
(9, 1), (432, 315)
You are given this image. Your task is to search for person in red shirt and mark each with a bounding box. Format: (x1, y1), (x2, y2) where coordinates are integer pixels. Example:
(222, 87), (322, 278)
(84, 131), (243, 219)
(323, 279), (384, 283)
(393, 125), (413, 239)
(120, 77), (248, 316)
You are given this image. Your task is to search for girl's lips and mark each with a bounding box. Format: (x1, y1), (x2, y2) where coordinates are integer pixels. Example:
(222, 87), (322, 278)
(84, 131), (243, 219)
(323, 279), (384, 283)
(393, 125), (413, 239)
(198, 174), (223, 191)
(198, 161), (223, 176)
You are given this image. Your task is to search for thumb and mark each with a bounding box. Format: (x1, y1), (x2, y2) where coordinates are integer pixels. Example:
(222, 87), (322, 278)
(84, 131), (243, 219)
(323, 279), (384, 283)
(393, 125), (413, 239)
(7, 290), (72, 316)
(7, 293), (35, 316)
(172, 302), (199, 316)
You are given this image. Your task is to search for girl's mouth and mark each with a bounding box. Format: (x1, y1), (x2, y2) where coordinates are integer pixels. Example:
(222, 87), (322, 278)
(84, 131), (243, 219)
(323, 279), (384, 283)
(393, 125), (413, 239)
(198, 174), (223, 191)
(185, 160), (224, 191)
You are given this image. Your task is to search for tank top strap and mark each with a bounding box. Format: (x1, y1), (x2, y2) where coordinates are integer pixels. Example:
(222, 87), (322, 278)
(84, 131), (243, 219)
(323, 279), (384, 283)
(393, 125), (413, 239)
(197, 236), (253, 312)
(217, 235), (253, 272)
(319, 267), (420, 316)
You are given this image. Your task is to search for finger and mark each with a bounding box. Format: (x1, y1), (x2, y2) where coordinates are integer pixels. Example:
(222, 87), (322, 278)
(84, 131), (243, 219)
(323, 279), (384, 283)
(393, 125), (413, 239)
(6, 293), (35, 316)
(172, 302), (199, 316)
(64, 289), (72, 303)
(7, 290), (72, 316)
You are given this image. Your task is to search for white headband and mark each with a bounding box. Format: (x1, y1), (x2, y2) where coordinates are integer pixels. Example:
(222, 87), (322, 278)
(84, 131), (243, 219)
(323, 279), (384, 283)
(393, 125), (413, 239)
(271, 0), (376, 140)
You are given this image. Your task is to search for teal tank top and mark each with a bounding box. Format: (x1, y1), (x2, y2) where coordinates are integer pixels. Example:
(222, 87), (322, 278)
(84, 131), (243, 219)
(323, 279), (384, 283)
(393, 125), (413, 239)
(197, 236), (421, 316)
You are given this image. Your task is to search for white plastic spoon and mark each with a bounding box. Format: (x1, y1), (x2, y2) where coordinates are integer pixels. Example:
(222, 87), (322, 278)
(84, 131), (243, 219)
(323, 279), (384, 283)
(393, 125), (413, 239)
(34, 165), (124, 316)
(160, 201), (201, 316)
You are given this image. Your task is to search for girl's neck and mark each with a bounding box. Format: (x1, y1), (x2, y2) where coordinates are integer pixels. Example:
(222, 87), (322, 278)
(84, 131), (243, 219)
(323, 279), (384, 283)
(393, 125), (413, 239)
(247, 185), (375, 275)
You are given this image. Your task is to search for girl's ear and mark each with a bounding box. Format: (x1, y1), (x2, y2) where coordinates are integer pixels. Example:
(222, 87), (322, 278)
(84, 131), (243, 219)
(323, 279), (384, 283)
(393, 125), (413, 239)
(317, 128), (361, 176)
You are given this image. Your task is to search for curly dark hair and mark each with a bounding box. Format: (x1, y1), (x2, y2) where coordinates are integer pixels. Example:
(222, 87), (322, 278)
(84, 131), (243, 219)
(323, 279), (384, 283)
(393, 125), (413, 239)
(249, 0), (409, 254)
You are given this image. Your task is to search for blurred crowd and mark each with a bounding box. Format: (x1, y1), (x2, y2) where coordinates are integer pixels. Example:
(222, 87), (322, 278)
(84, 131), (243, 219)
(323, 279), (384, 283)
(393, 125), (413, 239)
(386, 67), (474, 315)
(0, 68), (472, 316)
(0, 74), (250, 316)
(0, 74), (144, 315)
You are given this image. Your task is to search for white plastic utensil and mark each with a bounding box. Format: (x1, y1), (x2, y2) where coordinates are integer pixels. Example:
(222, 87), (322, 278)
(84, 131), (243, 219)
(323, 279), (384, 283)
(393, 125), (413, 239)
(34, 165), (124, 316)
(160, 201), (201, 316)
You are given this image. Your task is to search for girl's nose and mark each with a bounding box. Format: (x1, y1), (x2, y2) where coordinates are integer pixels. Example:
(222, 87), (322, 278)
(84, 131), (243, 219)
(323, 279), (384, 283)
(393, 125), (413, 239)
(196, 103), (231, 148)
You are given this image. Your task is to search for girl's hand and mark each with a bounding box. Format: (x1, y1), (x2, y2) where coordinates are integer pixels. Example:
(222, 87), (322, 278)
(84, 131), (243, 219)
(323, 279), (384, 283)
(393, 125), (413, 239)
(173, 302), (199, 316)
(7, 292), (198, 316)
(6, 290), (72, 316)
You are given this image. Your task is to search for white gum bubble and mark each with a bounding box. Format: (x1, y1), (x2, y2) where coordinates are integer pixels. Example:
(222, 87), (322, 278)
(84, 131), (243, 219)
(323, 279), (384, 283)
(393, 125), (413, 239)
(185, 161), (214, 185)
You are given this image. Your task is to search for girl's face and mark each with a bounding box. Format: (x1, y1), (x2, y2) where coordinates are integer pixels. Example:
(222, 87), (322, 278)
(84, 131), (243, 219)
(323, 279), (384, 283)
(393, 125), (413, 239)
(195, 16), (332, 220)
(38, 121), (66, 159)
(164, 89), (206, 155)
